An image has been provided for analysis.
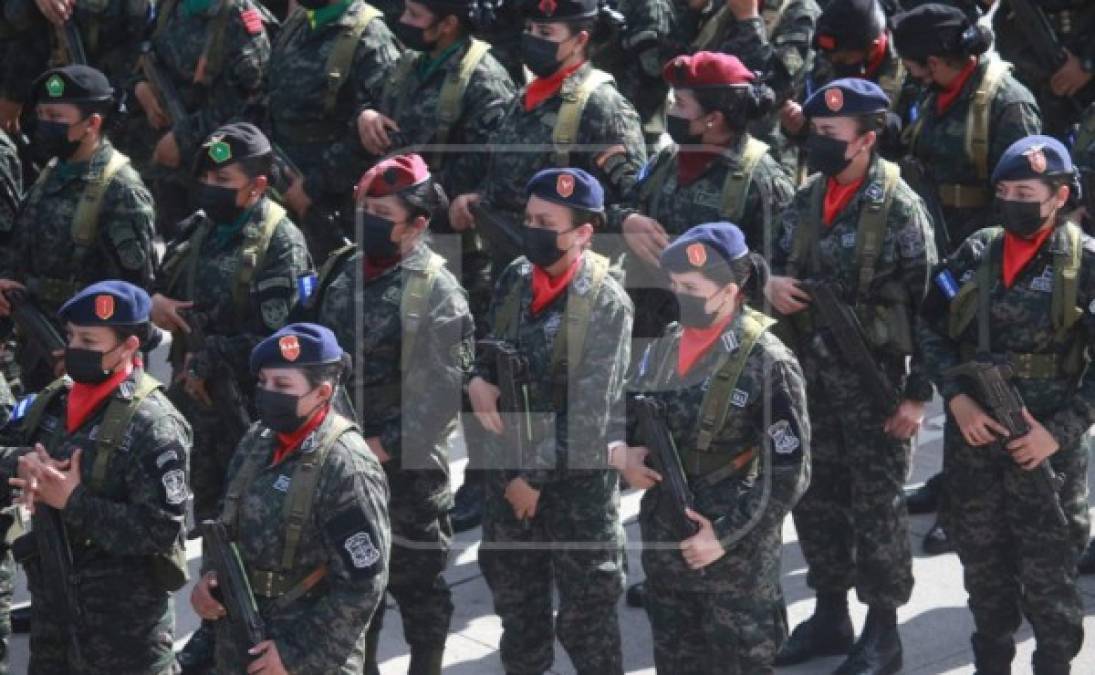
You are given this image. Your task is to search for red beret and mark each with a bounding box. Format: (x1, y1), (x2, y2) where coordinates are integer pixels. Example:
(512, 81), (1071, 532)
(662, 52), (755, 89)
(355, 153), (431, 200)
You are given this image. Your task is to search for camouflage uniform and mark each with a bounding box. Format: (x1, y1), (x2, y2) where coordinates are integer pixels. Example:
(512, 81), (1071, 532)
(0, 373), (18, 675)
(1072, 101), (1095, 218)
(133, 0), (271, 232)
(155, 198), (312, 523)
(0, 130), (21, 248)
(0, 140), (155, 391)
(315, 243), (473, 665)
(608, 133), (795, 341)
(213, 412), (391, 674)
(903, 56), (1042, 252)
(770, 154), (938, 611)
(626, 310), (811, 673)
(266, 2), (401, 257)
(917, 222), (1094, 672)
(0, 369), (192, 674)
(473, 253), (633, 675)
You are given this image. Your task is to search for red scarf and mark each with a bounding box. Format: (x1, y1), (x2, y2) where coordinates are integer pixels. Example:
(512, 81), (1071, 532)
(364, 254), (400, 282)
(823, 176), (864, 227)
(531, 256), (581, 315)
(524, 61), (585, 112)
(272, 405), (330, 466)
(677, 316), (733, 377)
(865, 32), (889, 80)
(66, 363), (134, 433)
(677, 149), (722, 187)
(1002, 226), (1055, 289)
(935, 58), (978, 115)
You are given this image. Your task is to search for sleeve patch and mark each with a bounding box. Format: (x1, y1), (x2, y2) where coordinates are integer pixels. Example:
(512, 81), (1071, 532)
(241, 9), (263, 35)
(326, 505), (384, 579)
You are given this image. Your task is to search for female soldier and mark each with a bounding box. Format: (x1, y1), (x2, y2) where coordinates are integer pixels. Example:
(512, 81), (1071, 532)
(918, 136), (1094, 675)
(6, 280), (191, 674)
(616, 222), (809, 673)
(467, 167), (633, 675)
(190, 323), (390, 675)
(612, 50), (793, 344)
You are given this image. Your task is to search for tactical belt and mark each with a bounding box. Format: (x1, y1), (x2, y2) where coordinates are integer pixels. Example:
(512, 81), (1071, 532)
(249, 563), (328, 602)
(682, 447), (757, 485)
(959, 346), (1062, 379)
(938, 184), (990, 209)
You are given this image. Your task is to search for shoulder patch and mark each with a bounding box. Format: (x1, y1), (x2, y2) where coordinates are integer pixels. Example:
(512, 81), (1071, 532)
(767, 419), (800, 455)
(730, 388), (749, 408)
(241, 8), (263, 35)
(11, 395), (36, 422)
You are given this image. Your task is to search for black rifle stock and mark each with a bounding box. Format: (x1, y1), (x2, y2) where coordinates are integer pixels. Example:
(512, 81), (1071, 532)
(477, 339), (533, 474)
(58, 21), (87, 65)
(945, 359), (1068, 526)
(184, 310), (252, 439)
(469, 203), (525, 265)
(632, 395), (699, 540)
(5, 288), (65, 374)
(200, 520), (265, 651)
(1006, 0), (1083, 116)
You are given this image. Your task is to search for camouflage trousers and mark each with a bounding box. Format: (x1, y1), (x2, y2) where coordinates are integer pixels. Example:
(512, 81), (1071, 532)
(790, 359), (914, 609)
(941, 424), (1090, 667)
(478, 477), (625, 675)
(0, 551), (11, 675)
(645, 580), (786, 675)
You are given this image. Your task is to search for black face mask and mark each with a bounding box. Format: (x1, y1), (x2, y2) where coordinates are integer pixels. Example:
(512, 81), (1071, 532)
(394, 20), (437, 52)
(805, 133), (854, 176)
(64, 344), (121, 385)
(194, 182), (244, 225)
(522, 34), (564, 78)
(255, 387), (314, 433)
(676, 292), (720, 328)
(359, 210), (400, 259)
(994, 197), (1051, 238)
(33, 119), (83, 162)
(666, 114), (704, 147)
(523, 226), (569, 268)
(297, 0), (327, 9)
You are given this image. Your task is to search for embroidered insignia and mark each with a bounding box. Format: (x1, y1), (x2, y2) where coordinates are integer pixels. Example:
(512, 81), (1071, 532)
(767, 420), (800, 454)
(162, 469), (188, 505)
(95, 294), (115, 320)
(344, 532), (381, 569)
(686, 243), (707, 267)
(278, 335), (301, 361)
(825, 87), (844, 112)
(556, 173), (575, 198)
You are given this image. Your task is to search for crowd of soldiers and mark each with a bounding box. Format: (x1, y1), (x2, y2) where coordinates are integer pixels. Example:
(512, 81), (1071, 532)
(0, 0), (1094, 673)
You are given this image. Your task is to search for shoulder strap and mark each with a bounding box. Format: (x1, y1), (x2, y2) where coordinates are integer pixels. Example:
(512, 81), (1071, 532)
(761, 0), (789, 34)
(966, 59), (1010, 182)
(21, 378), (69, 441)
(975, 228), (1005, 353)
(720, 137), (770, 223)
(877, 59), (906, 112)
(696, 308), (775, 451)
(195, 0), (236, 85)
(92, 373), (162, 489)
(400, 252), (445, 372)
(154, 0), (180, 35)
(280, 414), (357, 571)
(853, 159), (900, 302)
(549, 252), (610, 406)
(312, 242), (357, 306)
(691, 5), (732, 51)
(222, 434), (267, 535)
(323, 3), (382, 115)
(495, 270), (525, 342)
(788, 173), (826, 278)
(1052, 221), (1084, 338)
(234, 201), (286, 317)
(434, 38), (491, 154)
(386, 51), (419, 120)
(552, 68), (614, 167)
(72, 148), (130, 250)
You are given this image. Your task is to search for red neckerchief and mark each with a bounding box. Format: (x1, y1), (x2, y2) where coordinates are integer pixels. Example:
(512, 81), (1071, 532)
(677, 316), (733, 377)
(531, 256), (581, 315)
(66, 362), (134, 433)
(823, 176), (864, 227)
(524, 61), (585, 112)
(677, 148), (722, 187)
(1002, 226), (1055, 289)
(364, 254), (400, 282)
(272, 404), (330, 466)
(935, 58), (978, 115)
(865, 32), (889, 80)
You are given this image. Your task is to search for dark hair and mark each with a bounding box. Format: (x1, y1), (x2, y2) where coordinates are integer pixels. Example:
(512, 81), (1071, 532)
(694, 83), (778, 132)
(571, 206), (606, 230)
(704, 252), (770, 307)
(238, 153), (274, 181)
(565, 4), (623, 49)
(302, 359), (347, 389)
(1043, 174), (1083, 212)
(397, 177), (449, 222)
(854, 111), (887, 136)
(77, 100), (114, 124)
(112, 322), (164, 352)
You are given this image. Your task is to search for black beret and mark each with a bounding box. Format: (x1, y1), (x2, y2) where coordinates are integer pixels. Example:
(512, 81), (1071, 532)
(992, 135), (1074, 184)
(815, 0), (886, 53)
(196, 122), (272, 173)
(523, 0), (597, 22)
(33, 65), (113, 105)
(660, 222), (748, 276)
(58, 280), (151, 326)
(892, 3), (969, 60)
(525, 168), (604, 212)
(250, 323), (344, 374)
(803, 78), (890, 118)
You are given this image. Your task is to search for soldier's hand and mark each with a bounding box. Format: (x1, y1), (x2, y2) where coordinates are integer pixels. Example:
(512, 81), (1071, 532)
(504, 476), (540, 520)
(9, 445), (60, 513)
(284, 177), (312, 218)
(780, 100), (806, 136)
(1006, 408), (1060, 470)
(364, 436), (391, 463)
(34, 0), (73, 25)
(1051, 50), (1093, 97)
(248, 640), (289, 674)
(0, 279), (27, 316)
(614, 445), (662, 489)
(765, 276), (810, 315)
(153, 132), (182, 168)
(134, 82), (170, 130)
(621, 214), (669, 266)
(948, 393), (1009, 447)
(357, 109), (399, 155)
(191, 572), (227, 621)
(151, 293), (194, 333)
(449, 193), (481, 232)
(727, 0), (760, 20)
(468, 376), (504, 434)
(0, 99), (22, 136)
(33, 446), (81, 509)
(883, 399), (926, 440)
(184, 369), (214, 407)
(680, 508), (725, 570)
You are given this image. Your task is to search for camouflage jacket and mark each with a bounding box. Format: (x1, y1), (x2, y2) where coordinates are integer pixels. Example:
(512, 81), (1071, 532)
(627, 313), (810, 594)
(139, 0), (271, 163)
(1, 141), (156, 313)
(771, 154), (938, 401)
(918, 221), (1095, 451)
(376, 38), (516, 198)
(0, 130), (21, 237)
(472, 253), (634, 497)
(316, 243), (473, 514)
(156, 198), (313, 381)
(215, 412), (390, 675)
(808, 31), (918, 127)
(266, 2), (401, 202)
